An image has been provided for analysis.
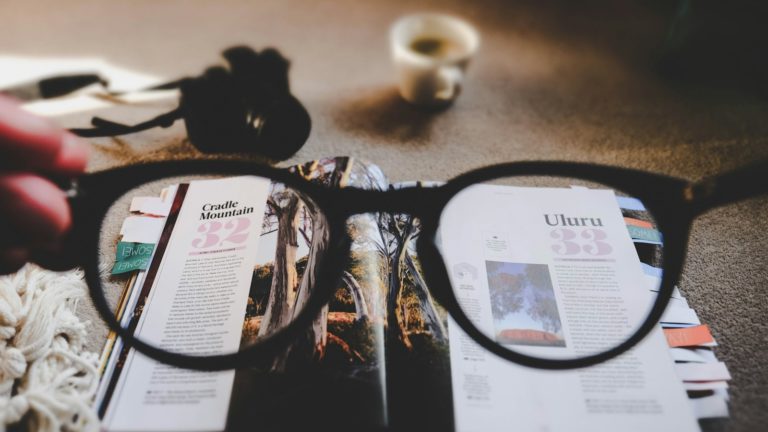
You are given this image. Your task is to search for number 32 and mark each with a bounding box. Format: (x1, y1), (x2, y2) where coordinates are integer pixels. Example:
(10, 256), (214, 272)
(192, 217), (251, 249)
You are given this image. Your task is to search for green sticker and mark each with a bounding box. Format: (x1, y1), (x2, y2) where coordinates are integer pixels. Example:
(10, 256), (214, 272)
(627, 225), (663, 244)
(111, 242), (155, 275)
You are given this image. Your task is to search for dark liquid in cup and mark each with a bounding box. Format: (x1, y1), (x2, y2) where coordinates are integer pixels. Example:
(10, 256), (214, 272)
(409, 37), (463, 58)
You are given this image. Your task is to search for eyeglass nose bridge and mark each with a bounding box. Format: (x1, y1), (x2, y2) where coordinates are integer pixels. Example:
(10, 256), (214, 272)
(332, 187), (443, 218)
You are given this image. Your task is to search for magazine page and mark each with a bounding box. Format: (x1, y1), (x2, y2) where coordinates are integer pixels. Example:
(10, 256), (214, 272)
(98, 157), (390, 431)
(104, 176), (268, 431)
(438, 184), (700, 432)
(376, 182), (455, 431)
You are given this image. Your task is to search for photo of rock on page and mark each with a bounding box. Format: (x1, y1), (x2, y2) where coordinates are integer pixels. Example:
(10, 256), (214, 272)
(439, 184), (700, 432)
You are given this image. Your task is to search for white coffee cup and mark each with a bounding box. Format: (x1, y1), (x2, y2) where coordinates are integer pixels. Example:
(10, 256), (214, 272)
(390, 13), (480, 107)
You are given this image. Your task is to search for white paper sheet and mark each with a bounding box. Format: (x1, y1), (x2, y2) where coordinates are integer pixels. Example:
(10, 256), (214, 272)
(674, 362), (731, 382)
(130, 196), (172, 217)
(661, 306), (701, 325)
(690, 395), (729, 419)
(670, 348), (718, 364)
(0, 55), (164, 93)
(119, 216), (166, 244)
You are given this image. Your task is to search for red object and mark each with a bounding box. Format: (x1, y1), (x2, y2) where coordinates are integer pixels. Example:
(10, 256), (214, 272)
(498, 329), (561, 343)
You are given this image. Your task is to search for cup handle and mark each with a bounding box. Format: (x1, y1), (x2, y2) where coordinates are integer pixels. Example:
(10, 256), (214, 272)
(435, 65), (463, 102)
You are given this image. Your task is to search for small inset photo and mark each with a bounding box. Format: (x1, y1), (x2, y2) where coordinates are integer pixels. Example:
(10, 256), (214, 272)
(485, 261), (566, 348)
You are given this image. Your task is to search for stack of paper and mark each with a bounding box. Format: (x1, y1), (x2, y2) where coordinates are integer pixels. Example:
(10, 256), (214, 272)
(618, 197), (731, 421)
(95, 186), (177, 412)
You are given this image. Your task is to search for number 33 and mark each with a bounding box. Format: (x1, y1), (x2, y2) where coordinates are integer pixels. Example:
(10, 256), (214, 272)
(550, 228), (612, 256)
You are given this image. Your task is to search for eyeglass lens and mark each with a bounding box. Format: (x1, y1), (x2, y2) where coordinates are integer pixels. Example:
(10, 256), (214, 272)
(97, 174), (327, 366)
(437, 175), (665, 362)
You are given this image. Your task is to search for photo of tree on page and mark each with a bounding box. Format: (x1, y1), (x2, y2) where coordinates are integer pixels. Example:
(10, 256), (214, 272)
(486, 261), (566, 348)
(236, 157), (381, 373)
(220, 158), (390, 429)
(354, 179), (454, 432)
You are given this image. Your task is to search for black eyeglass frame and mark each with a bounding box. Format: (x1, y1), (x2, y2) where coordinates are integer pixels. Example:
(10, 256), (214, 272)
(41, 159), (767, 372)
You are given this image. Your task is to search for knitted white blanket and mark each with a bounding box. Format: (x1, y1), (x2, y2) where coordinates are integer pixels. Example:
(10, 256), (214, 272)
(0, 265), (99, 432)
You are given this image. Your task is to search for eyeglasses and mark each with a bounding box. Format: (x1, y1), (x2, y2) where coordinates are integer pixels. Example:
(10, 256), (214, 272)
(36, 158), (766, 371)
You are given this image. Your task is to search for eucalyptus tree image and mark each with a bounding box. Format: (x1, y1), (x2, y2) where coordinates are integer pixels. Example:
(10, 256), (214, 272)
(241, 157), (378, 371)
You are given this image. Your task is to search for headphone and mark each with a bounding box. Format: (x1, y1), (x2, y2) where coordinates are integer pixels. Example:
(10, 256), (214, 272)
(70, 46), (311, 160)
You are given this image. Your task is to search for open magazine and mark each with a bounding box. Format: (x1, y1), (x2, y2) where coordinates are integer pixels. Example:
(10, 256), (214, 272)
(95, 157), (728, 432)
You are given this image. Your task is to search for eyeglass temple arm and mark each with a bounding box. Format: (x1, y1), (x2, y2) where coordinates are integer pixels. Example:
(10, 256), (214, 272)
(688, 159), (768, 215)
(69, 107), (182, 138)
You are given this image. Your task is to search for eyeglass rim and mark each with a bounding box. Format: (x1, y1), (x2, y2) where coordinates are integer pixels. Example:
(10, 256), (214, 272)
(79, 162), (352, 371)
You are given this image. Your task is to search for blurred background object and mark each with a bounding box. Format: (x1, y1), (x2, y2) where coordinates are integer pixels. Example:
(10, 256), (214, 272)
(389, 13), (480, 107)
(654, 0), (768, 98)
(65, 46), (312, 160)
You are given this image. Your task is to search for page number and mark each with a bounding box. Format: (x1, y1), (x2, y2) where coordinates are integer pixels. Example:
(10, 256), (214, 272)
(192, 217), (251, 249)
(550, 228), (612, 256)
